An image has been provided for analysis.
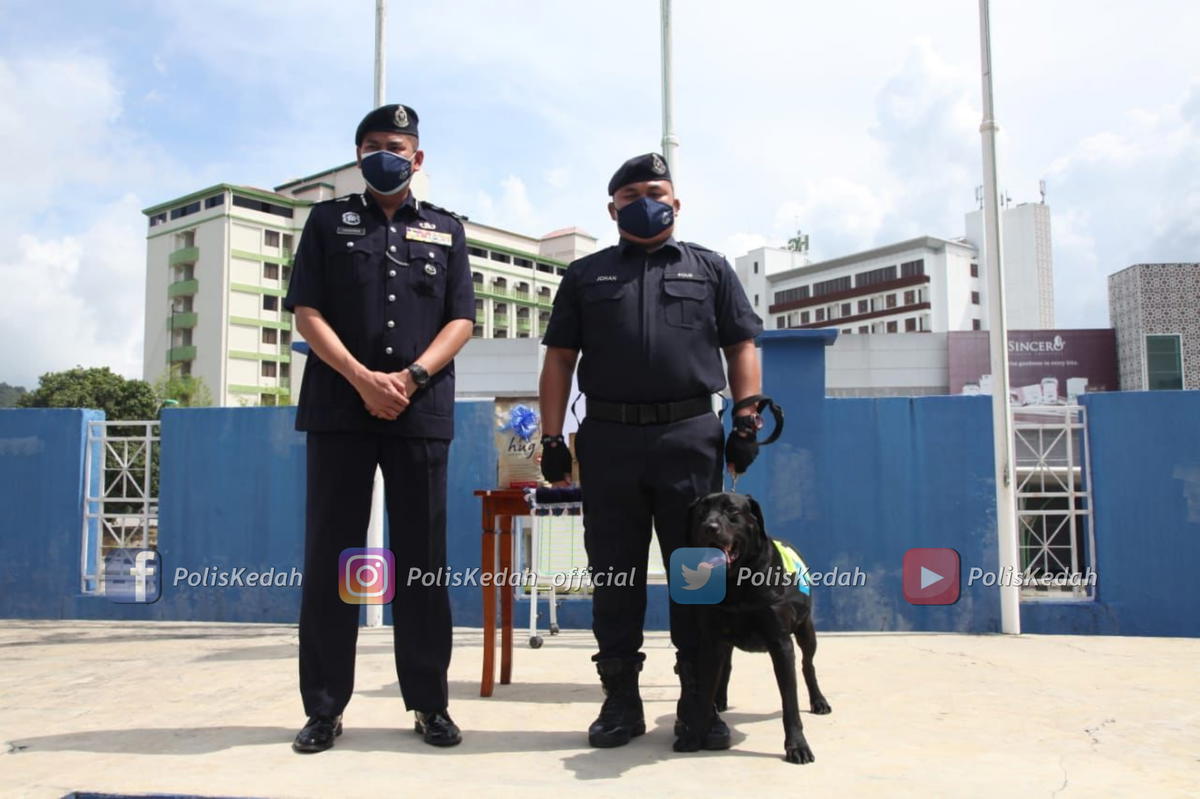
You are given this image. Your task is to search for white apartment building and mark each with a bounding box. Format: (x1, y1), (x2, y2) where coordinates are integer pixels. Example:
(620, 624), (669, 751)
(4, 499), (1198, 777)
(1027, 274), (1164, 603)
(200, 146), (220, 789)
(142, 163), (594, 406)
(735, 202), (1054, 337)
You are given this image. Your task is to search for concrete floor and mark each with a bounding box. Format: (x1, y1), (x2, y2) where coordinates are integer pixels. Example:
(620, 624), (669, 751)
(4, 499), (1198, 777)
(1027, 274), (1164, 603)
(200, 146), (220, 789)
(0, 621), (1197, 798)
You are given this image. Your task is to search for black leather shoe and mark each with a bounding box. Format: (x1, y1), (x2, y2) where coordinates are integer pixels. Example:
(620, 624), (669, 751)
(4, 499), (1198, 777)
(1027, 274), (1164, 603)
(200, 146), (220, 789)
(292, 714), (342, 753)
(673, 714), (732, 750)
(414, 710), (462, 747)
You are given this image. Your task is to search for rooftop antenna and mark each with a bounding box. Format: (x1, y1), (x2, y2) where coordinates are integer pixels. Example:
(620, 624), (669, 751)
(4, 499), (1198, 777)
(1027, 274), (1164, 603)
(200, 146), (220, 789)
(975, 185), (984, 209)
(1039, 179), (1046, 204)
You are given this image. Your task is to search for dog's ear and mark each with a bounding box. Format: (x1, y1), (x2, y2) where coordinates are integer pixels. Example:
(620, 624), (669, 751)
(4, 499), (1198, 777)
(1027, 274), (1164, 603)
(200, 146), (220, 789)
(746, 494), (768, 540)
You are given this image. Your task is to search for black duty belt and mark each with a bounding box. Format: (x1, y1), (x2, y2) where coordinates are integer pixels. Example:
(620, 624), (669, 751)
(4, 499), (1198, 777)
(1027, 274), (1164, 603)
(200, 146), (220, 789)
(586, 395), (714, 426)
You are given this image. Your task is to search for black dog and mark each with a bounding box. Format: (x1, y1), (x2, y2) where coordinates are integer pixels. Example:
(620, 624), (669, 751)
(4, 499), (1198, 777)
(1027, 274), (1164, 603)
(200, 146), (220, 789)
(675, 492), (831, 764)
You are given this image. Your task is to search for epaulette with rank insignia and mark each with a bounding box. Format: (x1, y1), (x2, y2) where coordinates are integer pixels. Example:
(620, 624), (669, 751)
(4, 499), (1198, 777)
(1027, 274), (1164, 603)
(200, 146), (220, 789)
(421, 201), (468, 222)
(682, 241), (728, 262)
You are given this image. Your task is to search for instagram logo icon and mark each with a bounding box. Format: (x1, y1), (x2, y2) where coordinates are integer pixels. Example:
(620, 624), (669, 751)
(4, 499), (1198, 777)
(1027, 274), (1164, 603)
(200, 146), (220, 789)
(338, 548), (395, 605)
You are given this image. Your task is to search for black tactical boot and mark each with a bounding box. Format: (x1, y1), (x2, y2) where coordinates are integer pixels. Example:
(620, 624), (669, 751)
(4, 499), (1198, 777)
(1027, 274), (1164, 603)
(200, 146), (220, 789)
(587, 658), (646, 748)
(673, 657), (732, 750)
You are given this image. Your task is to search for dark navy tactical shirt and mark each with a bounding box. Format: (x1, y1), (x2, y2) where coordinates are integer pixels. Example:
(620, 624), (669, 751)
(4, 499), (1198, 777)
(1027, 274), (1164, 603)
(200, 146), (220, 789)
(541, 237), (762, 403)
(284, 191), (475, 439)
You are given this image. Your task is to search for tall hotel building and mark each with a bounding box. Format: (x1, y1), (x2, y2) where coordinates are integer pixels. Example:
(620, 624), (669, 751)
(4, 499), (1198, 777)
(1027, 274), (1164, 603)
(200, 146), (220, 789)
(141, 164), (594, 406)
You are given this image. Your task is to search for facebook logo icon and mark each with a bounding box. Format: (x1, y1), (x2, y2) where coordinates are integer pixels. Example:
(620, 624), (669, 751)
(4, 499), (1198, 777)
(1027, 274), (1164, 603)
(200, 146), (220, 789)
(104, 548), (162, 604)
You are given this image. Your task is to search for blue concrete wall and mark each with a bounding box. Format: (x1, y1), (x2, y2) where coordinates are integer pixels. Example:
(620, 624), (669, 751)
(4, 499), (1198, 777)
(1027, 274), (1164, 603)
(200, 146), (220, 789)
(2, 339), (1198, 638)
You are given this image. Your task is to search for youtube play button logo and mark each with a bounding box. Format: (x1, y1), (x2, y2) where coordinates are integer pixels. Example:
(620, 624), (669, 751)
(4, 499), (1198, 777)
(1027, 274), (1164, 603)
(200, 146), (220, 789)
(903, 548), (961, 605)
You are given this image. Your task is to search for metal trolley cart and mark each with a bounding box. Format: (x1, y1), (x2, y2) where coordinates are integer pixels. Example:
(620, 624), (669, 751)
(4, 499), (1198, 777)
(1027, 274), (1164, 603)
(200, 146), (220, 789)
(521, 486), (585, 648)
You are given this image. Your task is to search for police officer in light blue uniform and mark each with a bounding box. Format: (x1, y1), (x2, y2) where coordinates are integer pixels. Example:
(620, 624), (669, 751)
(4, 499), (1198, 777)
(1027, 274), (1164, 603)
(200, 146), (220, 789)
(285, 104), (475, 753)
(538, 153), (765, 750)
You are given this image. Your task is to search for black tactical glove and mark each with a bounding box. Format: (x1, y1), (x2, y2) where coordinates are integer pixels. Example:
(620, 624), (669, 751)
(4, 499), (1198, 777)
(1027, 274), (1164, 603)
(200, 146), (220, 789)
(540, 434), (573, 483)
(724, 414), (761, 474)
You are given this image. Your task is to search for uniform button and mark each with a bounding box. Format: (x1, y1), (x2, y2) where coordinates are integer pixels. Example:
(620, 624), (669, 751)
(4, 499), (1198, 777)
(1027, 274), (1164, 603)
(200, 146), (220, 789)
(388, 294), (396, 302)
(428, 250), (435, 258)
(387, 320), (395, 328)
(346, 241), (354, 248)
(388, 269), (396, 277)
(385, 346), (394, 355)
(389, 226), (397, 233)
(389, 244), (397, 253)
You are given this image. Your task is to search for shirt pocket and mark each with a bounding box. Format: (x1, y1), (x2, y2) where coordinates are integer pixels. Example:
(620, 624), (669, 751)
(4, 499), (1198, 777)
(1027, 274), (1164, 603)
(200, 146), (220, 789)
(662, 277), (709, 328)
(332, 247), (376, 285)
(410, 246), (448, 299)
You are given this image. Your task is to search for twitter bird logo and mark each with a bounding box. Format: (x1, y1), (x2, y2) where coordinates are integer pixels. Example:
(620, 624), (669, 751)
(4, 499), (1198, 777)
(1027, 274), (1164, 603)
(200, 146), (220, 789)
(670, 547), (726, 604)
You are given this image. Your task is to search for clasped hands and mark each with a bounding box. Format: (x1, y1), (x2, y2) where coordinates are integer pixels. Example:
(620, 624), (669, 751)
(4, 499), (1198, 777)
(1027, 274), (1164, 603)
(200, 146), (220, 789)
(354, 369), (418, 421)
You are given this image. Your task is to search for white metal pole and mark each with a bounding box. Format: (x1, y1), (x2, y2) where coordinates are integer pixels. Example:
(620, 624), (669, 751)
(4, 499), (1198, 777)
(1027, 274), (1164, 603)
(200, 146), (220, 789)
(978, 0), (1020, 634)
(366, 0), (387, 628)
(660, 0), (679, 178)
(374, 0), (387, 107)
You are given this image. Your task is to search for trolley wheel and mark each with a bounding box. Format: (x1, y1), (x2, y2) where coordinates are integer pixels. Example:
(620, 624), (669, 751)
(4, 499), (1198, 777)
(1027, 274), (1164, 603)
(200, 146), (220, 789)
(549, 624), (560, 636)
(529, 635), (544, 649)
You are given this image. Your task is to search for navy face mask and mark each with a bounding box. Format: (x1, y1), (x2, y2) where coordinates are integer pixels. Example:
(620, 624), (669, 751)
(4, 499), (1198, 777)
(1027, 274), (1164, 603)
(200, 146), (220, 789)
(361, 150), (414, 195)
(616, 196), (675, 239)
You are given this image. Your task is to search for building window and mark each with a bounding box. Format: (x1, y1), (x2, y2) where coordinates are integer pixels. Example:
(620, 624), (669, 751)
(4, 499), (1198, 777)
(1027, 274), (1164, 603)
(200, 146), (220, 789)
(149, 212), (167, 227)
(538, 286), (552, 299)
(539, 310), (550, 323)
(970, 262), (979, 278)
(904, 290), (915, 305)
(813, 276), (852, 297)
(536, 263), (554, 274)
(900, 259), (925, 277)
(263, 295), (278, 311)
(261, 361), (277, 378)
(170, 201), (201, 220)
(280, 363), (290, 379)
(774, 286), (810, 305)
(840, 302), (851, 317)
(262, 328), (278, 345)
(800, 310), (810, 324)
(514, 257), (533, 269)
(474, 298), (483, 312)
(555, 267), (567, 276)
(232, 194), (294, 219)
(971, 291), (981, 305)
(753, 261), (759, 274)
(281, 265), (292, 283)
(855, 265), (897, 288)
(886, 320), (898, 333)
(261, 393), (277, 406)
(495, 328), (508, 338)
(179, 361), (192, 377)
(815, 308), (825, 322)
(472, 271), (483, 284)
(972, 319), (982, 330)
(754, 294), (759, 307)
(472, 325), (483, 337)
(204, 193), (224, 209)
(886, 294), (897, 309)
(264, 262), (280, 280)
(776, 316), (786, 329)
(175, 231), (195, 249)
(494, 302), (508, 316)
(515, 282), (530, 296)
(858, 299), (869, 314)
(172, 296), (193, 313)
(842, 329), (852, 334)
(490, 251), (511, 264)
(264, 230), (281, 248)
(905, 318), (917, 332)
(281, 330), (291, 346)
(468, 246), (488, 259)
(493, 277), (507, 290)
(858, 326), (869, 334)
(1146, 335), (1184, 390)
(282, 234), (294, 251)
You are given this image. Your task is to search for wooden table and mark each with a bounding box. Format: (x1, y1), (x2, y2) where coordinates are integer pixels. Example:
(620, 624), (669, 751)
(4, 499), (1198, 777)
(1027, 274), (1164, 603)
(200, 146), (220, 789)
(473, 488), (528, 697)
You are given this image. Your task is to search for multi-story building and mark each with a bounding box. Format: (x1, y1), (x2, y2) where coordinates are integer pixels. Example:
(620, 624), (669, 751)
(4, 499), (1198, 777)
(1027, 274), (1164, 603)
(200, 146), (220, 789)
(1108, 262), (1200, 390)
(735, 202), (1054, 337)
(142, 163), (594, 406)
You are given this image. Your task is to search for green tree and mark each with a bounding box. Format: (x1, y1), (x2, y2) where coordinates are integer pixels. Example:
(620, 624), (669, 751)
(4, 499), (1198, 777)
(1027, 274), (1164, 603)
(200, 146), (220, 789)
(0, 382), (28, 407)
(18, 366), (157, 420)
(153, 372), (213, 408)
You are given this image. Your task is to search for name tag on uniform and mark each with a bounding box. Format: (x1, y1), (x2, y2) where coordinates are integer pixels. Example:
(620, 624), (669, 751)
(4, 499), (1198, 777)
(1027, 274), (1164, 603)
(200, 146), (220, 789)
(405, 227), (452, 247)
(337, 226), (366, 235)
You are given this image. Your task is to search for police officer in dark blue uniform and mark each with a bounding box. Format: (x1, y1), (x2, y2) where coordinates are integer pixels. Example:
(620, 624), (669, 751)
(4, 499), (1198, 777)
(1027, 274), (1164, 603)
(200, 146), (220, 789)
(538, 153), (764, 750)
(284, 104), (475, 753)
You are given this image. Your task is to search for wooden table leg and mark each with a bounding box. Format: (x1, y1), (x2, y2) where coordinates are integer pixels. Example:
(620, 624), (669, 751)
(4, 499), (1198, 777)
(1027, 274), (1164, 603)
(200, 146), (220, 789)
(480, 522), (496, 697)
(499, 514), (514, 685)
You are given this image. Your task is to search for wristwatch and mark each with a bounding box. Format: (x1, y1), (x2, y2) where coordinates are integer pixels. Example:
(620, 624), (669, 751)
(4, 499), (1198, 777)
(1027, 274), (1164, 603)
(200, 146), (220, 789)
(407, 362), (430, 389)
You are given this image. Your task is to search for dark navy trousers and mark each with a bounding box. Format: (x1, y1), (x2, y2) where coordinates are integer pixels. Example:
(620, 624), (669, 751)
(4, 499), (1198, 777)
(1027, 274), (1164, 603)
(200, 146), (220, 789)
(298, 431), (452, 717)
(574, 412), (725, 663)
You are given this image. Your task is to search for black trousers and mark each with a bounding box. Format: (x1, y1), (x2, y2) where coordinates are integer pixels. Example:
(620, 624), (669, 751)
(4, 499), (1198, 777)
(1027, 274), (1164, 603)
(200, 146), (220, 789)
(574, 412), (725, 663)
(299, 431), (452, 717)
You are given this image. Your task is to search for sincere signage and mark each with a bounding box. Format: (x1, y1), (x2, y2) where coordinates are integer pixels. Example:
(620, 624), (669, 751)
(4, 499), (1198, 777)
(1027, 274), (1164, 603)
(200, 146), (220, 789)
(947, 329), (1119, 406)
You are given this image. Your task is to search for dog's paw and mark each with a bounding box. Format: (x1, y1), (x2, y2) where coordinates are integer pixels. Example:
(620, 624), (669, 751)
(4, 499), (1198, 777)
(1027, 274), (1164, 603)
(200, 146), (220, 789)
(784, 742), (815, 765)
(810, 696), (832, 715)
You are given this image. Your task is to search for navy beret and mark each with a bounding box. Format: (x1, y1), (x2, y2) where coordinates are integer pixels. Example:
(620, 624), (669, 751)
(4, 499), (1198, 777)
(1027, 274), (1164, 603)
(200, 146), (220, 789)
(355, 104), (420, 146)
(607, 153), (672, 195)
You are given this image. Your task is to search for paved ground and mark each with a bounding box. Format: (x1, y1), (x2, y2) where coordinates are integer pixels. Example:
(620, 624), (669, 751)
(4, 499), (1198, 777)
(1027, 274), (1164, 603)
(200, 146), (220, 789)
(0, 621), (1197, 798)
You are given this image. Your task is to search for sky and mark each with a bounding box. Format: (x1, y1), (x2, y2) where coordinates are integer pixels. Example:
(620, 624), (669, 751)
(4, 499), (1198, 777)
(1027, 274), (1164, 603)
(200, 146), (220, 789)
(0, 0), (1196, 389)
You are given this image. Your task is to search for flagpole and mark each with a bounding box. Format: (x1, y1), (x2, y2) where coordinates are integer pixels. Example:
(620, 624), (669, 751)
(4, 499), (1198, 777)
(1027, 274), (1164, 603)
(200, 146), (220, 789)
(978, 0), (1020, 635)
(660, 0), (679, 178)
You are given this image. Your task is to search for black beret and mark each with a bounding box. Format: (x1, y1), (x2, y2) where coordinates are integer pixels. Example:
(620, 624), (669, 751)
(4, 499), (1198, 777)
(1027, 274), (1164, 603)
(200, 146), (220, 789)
(607, 153), (672, 195)
(354, 104), (420, 146)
